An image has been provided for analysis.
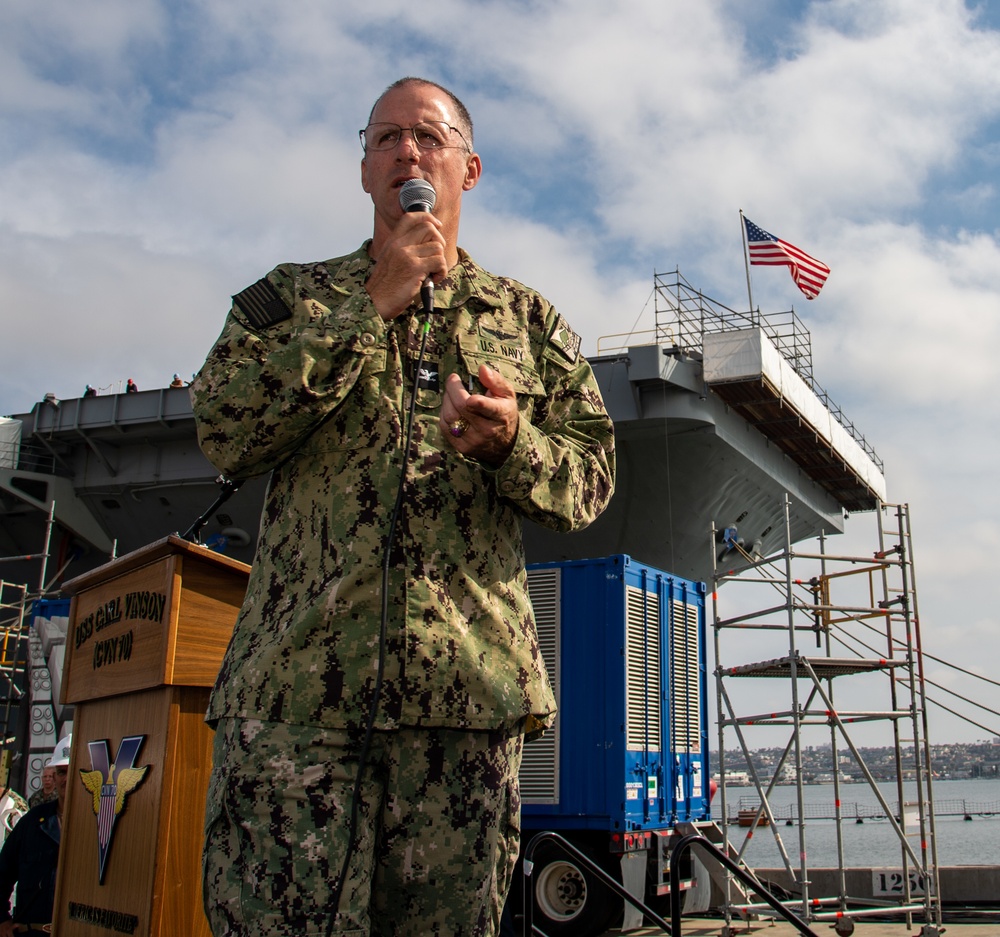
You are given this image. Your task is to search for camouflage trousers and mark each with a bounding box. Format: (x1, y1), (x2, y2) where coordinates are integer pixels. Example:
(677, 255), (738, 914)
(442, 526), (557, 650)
(203, 717), (523, 937)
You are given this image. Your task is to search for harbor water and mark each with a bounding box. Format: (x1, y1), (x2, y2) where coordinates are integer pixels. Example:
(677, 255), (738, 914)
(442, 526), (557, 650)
(716, 778), (1000, 868)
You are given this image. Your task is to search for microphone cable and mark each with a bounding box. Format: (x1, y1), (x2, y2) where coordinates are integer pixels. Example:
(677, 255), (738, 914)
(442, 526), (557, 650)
(325, 289), (435, 935)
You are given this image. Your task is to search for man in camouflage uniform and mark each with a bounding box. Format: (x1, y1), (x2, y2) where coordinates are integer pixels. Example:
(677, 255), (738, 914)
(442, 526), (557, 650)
(193, 77), (615, 937)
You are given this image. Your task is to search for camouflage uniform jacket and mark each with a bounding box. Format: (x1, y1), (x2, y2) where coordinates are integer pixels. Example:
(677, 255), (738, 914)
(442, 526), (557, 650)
(193, 243), (615, 732)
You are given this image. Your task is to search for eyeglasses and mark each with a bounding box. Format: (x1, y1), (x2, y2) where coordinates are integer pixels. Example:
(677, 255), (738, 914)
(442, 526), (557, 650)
(360, 121), (470, 153)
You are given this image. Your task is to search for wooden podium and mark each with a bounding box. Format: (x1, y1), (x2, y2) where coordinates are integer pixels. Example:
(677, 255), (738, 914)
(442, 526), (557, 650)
(52, 535), (249, 937)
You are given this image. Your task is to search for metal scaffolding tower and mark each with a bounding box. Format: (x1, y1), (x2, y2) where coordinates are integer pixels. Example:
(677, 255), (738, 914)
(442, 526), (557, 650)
(0, 579), (30, 787)
(712, 499), (942, 937)
(0, 498), (75, 797)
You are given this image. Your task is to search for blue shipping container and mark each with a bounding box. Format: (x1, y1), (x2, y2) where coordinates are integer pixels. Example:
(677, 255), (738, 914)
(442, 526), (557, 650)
(32, 597), (72, 624)
(521, 555), (711, 833)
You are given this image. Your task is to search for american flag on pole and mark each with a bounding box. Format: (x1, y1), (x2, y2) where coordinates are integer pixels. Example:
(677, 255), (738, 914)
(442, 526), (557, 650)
(744, 216), (830, 300)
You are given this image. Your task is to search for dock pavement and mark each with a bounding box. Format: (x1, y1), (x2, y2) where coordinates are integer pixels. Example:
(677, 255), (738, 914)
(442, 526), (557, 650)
(598, 912), (1000, 937)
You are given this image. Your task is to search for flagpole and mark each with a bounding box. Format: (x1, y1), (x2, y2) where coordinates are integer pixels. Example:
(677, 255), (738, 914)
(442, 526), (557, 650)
(740, 209), (755, 319)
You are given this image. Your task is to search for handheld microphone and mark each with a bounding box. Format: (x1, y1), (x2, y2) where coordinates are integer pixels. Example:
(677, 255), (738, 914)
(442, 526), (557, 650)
(399, 177), (436, 213)
(399, 179), (437, 313)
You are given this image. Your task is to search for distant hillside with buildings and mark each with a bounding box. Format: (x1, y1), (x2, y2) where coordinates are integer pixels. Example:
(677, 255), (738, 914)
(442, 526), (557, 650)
(715, 739), (1000, 783)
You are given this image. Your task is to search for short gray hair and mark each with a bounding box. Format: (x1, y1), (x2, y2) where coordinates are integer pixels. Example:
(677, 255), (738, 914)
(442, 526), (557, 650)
(368, 77), (474, 147)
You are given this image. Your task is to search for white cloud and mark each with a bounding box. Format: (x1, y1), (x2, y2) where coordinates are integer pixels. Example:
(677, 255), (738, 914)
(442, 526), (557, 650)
(0, 228), (234, 405)
(813, 223), (1000, 404)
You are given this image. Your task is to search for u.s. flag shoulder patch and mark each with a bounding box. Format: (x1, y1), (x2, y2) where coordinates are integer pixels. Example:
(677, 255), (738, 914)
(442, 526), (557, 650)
(232, 277), (292, 330)
(547, 315), (582, 366)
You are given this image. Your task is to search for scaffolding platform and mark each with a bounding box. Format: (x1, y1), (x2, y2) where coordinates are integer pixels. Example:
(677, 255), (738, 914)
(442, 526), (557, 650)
(724, 655), (902, 679)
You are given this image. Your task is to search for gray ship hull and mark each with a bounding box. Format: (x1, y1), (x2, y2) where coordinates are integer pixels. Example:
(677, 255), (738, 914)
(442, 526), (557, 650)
(2, 333), (883, 589)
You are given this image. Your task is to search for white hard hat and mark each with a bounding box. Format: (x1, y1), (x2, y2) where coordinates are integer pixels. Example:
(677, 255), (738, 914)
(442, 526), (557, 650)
(49, 734), (72, 767)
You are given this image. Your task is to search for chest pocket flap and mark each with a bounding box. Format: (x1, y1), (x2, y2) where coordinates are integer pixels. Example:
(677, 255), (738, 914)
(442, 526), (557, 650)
(457, 332), (545, 400)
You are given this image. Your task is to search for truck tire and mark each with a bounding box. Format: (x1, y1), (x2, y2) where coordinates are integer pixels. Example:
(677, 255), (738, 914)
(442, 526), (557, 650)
(530, 841), (618, 937)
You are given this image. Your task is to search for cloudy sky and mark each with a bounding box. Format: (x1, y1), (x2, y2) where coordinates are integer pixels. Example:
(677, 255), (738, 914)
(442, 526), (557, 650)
(2, 0), (999, 748)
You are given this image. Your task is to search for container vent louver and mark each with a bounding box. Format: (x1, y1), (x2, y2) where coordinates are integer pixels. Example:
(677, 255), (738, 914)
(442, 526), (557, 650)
(625, 583), (661, 752)
(521, 567), (561, 803)
(670, 598), (701, 754)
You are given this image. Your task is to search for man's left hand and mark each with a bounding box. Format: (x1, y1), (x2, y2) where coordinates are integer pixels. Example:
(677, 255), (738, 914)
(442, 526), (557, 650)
(441, 364), (519, 466)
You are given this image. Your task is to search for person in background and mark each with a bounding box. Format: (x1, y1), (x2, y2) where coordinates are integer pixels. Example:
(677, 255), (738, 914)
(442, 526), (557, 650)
(26, 767), (56, 809)
(0, 736), (71, 936)
(194, 76), (615, 936)
(126, 378), (138, 393)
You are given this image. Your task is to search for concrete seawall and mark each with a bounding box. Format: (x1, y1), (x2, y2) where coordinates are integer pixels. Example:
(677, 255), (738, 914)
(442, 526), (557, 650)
(755, 866), (1000, 907)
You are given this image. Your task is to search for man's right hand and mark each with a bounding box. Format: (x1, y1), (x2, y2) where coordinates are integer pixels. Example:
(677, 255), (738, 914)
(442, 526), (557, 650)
(0, 918), (15, 937)
(365, 211), (448, 321)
